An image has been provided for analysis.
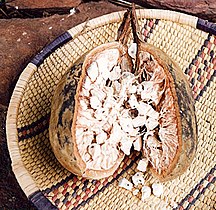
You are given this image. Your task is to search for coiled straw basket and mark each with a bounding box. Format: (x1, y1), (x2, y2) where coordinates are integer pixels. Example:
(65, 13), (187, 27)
(6, 9), (216, 210)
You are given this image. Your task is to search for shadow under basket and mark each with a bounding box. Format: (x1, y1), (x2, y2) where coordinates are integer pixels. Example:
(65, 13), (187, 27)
(6, 9), (216, 210)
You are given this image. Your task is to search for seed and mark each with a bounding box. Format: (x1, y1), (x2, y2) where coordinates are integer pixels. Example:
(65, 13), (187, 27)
(132, 172), (145, 186)
(90, 96), (102, 109)
(133, 138), (142, 151)
(128, 43), (137, 59)
(118, 178), (133, 191)
(87, 61), (99, 82)
(141, 186), (151, 201)
(137, 158), (149, 172)
(152, 183), (164, 197)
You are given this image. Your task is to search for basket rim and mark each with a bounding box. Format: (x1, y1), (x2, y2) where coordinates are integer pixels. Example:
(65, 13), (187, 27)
(6, 8), (215, 205)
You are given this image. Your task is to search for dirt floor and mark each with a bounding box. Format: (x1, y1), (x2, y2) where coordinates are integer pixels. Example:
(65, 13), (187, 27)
(0, 0), (215, 209)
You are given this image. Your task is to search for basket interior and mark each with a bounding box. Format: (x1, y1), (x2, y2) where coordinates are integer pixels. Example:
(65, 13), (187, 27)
(12, 12), (216, 210)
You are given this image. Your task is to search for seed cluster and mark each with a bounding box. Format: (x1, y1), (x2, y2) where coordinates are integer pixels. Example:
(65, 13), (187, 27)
(75, 43), (178, 173)
(118, 158), (164, 201)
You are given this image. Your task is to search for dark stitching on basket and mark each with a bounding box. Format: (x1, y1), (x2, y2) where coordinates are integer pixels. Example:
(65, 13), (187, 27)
(175, 164), (216, 210)
(184, 34), (216, 101)
(43, 174), (74, 195)
(75, 154), (141, 210)
(196, 18), (216, 36)
(141, 19), (160, 42)
(42, 154), (141, 210)
(29, 190), (58, 210)
(31, 32), (72, 67)
(17, 114), (50, 141)
(197, 73), (215, 99)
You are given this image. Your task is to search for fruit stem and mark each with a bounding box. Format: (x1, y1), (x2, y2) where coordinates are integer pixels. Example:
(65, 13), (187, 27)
(130, 3), (142, 76)
(117, 8), (132, 45)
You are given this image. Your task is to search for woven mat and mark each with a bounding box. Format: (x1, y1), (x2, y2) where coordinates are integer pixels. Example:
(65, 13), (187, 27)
(6, 9), (216, 210)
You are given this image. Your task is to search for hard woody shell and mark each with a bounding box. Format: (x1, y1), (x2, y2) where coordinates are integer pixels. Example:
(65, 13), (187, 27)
(130, 6), (197, 181)
(49, 11), (132, 179)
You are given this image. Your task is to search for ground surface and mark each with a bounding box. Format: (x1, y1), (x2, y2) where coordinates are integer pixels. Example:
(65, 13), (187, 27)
(0, 0), (215, 209)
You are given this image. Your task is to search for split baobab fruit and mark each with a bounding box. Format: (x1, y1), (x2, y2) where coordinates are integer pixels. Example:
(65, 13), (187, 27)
(49, 6), (197, 181)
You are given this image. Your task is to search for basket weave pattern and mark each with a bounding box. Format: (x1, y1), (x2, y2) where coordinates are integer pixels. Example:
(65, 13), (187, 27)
(7, 9), (216, 210)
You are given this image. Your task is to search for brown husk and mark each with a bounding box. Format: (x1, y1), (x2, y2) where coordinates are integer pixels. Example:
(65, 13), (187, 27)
(131, 4), (197, 181)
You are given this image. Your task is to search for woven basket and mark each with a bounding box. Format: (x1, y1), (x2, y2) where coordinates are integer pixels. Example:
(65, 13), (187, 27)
(6, 9), (216, 210)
